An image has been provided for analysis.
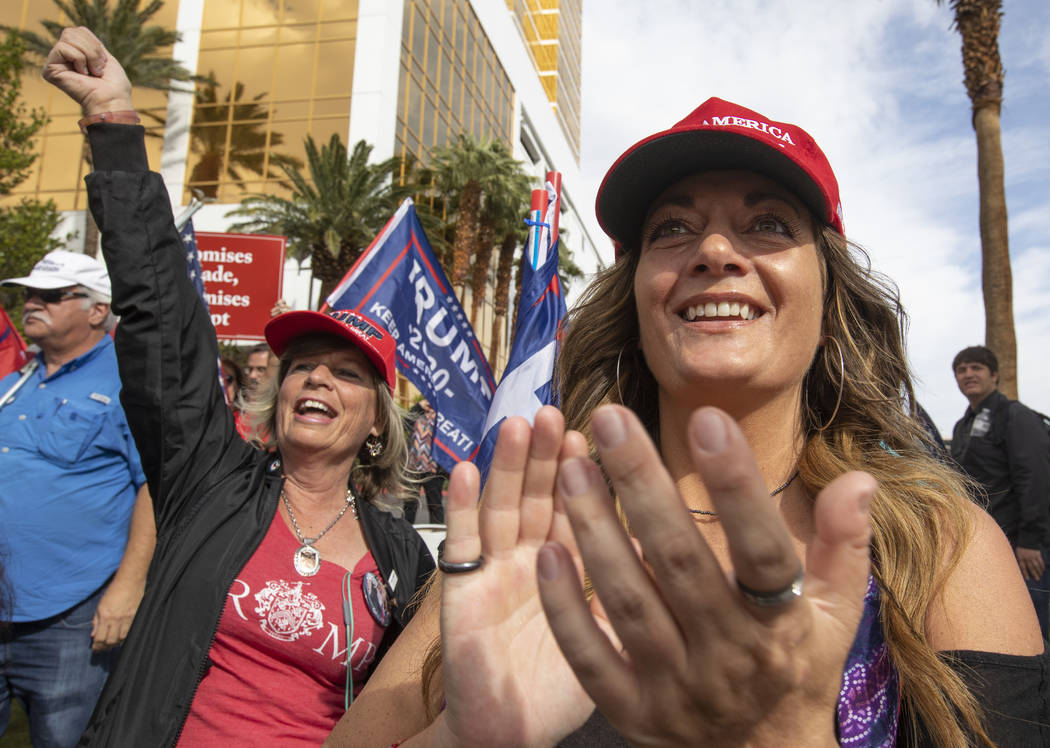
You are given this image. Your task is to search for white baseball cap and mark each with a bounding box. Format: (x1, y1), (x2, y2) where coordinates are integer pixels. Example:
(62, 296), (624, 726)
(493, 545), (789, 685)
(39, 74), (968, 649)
(2, 250), (111, 301)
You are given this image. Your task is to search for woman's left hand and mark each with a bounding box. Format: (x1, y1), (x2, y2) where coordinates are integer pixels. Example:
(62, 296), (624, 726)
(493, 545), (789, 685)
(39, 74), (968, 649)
(537, 405), (876, 747)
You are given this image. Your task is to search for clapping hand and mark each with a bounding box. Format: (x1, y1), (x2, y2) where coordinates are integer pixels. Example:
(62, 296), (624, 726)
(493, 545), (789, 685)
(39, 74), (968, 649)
(430, 407), (610, 748)
(537, 406), (875, 746)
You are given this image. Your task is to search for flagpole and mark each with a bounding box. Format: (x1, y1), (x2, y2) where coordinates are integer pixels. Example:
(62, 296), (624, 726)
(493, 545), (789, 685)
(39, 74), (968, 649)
(174, 197), (205, 232)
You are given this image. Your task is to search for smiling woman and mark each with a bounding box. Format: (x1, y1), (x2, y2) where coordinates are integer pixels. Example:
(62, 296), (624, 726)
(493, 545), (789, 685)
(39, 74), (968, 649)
(330, 97), (1048, 748)
(38, 27), (435, 747)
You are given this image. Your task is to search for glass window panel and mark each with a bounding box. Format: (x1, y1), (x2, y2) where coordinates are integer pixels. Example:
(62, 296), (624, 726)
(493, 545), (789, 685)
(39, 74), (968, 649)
(457, 12), (468, 62)
(464, 30), (475, 78)
(321, 0), (359, 21)
(450, 68), (462, 120)
(200, 29), (239, 50)
(399, 62), (408, 113)
(271, 100), (312, 120)
(280, 23), (318, 45)
(271, 43), (315, 101)
(421, 95), (434, 147)
(311, 97), (351, 117)
(405, 131), (420, 160)
(426, 29), (439, 77)
(239, 26), (278, 47)
(412, 7), (426, 56)
(198, 49), (240, 86)
(284, 0), (322, 23)
(435, 113), (447, 148)
(229, 91), (270, 122)
(202, 0), (242, 29)
(439, 50), (451, 104)
(319, 20), (356, 39)
(406, 77), (422, 138)
(307, 117), (350, 149)
(273, 119), (310, 163)
(442, 0), (454, 39)
(315, 40), (355, 97)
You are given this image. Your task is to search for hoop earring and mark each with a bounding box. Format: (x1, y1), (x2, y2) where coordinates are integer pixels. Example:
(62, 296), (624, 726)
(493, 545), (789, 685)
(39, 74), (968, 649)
(817, 336), (845, 432)
(615, 345), (626, 404)
(364, 435), (384, 458)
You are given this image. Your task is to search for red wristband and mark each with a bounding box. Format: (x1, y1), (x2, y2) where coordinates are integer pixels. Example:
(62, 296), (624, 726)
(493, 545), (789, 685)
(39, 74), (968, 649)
(78, 110), (141, 134)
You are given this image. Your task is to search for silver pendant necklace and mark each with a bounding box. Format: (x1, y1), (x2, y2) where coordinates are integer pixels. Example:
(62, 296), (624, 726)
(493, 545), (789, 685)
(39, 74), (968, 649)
(282, 487), (358, 577)
(689, 469), (800, 518)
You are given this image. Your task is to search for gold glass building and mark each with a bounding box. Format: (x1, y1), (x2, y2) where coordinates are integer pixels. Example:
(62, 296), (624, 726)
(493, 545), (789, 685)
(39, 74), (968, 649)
(3, 0), (600, 366)
(506, 0), (581, 163)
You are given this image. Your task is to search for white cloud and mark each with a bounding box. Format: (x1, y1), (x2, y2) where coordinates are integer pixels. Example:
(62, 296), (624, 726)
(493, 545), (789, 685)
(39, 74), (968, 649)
(579, 0), (1050, 435)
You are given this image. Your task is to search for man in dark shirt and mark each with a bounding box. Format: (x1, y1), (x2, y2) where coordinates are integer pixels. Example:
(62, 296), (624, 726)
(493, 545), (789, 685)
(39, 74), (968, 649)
(950, 345), (1050, 638)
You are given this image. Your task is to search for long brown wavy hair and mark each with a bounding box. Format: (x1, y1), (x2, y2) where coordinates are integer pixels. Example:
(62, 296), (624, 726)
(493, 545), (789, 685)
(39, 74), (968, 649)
(556, 224), (992, 746)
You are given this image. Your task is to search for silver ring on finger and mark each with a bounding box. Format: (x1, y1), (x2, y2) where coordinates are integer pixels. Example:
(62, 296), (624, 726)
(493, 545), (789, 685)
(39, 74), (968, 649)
(736, 567), (804, 607)
(438, 553), (484, 574)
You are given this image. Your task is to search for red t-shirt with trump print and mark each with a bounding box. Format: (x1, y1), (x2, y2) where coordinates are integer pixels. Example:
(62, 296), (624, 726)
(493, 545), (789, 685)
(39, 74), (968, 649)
(177, 508), (388, 746)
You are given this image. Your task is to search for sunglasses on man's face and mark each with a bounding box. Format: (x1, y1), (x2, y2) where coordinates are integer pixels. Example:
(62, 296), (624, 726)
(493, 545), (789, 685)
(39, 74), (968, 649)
(24, 288), (91, 304)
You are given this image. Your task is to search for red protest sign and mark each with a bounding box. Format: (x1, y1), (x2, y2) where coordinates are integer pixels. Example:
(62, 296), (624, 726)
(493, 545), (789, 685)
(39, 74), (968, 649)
(195, 232), (286, 341)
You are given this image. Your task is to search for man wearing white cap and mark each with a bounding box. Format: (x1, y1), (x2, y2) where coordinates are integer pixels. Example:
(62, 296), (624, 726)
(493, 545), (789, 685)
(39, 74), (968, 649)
(0, 250), (153, 747)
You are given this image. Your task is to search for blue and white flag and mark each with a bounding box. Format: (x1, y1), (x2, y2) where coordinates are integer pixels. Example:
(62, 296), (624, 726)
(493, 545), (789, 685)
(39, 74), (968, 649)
(474, 228), (567, 479)
(175, 206), (227, 402)
(178, 217), (209, 310)
(325, 198), (496, 473)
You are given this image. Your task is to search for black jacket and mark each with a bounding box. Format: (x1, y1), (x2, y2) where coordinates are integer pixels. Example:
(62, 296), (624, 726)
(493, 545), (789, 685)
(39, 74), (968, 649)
(951, 390), (1050, 549)
(79, 124), (434, 746)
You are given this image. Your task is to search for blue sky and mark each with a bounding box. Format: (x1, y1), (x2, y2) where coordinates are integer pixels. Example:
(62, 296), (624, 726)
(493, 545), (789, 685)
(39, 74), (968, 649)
(577, 0), (1050, 436)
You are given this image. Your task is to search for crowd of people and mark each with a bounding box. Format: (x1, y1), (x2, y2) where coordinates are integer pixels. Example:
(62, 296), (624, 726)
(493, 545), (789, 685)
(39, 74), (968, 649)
(0, 25), (1047, 747)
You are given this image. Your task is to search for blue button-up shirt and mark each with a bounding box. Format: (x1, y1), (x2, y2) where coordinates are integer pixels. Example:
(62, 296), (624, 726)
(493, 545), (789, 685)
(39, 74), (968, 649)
(0, 335), (146, 621)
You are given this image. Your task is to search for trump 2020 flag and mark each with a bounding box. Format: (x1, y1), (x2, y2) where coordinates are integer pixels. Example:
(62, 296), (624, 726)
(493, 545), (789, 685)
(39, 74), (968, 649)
(325, 198), (495, 472)
(475, 178), (567, 478)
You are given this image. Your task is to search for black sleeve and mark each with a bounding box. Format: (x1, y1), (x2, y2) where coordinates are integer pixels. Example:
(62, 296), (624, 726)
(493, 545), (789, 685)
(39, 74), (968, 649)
(1005, 403), (1050, 549)
(908, 649), (1050, 745)
(85, 123), (250, 531)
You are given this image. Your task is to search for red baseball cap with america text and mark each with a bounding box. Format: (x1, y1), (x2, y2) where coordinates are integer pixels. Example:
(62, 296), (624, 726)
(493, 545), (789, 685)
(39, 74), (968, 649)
(596, 97), (844, 252)
(265, 309), (396, 390)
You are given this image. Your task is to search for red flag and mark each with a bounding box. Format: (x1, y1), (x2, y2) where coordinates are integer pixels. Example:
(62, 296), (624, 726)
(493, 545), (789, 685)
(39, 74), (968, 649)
(0, 308), (29, 379)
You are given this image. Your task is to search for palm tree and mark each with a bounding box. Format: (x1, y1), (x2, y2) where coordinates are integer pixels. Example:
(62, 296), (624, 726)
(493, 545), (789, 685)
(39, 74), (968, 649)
(187, 76), (301, 199)
(428, 134), (499, 294)
(936, 0), (1017, 397)
(7, 0), (206, 254)
(468, 142), (531, 330)
(226, 134), (416, 305)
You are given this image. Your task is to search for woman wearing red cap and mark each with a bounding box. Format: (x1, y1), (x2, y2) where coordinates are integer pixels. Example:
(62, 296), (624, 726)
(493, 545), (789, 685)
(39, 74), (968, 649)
(335, 101), (1047, 745)
(41, 28), (434, 746)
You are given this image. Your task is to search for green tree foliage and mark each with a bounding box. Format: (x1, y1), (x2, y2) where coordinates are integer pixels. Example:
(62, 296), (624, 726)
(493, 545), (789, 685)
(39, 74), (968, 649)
(227, 134), (419, 306)
(5, 0), (207, 255)
(0, 32), (63, 333)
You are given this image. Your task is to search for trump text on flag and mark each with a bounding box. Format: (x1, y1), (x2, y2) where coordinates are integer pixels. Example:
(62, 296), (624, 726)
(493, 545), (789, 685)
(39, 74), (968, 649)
(326, 199), (495, 471)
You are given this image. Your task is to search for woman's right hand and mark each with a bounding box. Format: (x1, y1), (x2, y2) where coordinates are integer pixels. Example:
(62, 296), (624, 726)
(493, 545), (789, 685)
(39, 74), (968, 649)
(427, 406), (606, 748)
(537, 406), (875, 747)
(42, 27), (134, 115)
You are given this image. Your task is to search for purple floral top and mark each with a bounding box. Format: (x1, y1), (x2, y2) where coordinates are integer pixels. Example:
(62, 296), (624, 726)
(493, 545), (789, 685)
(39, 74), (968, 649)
(837, 576), (900, 745)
